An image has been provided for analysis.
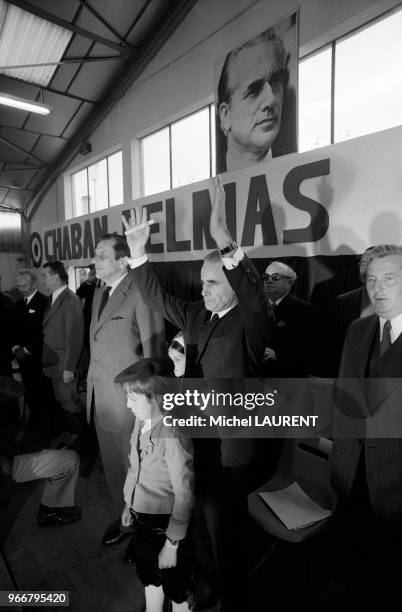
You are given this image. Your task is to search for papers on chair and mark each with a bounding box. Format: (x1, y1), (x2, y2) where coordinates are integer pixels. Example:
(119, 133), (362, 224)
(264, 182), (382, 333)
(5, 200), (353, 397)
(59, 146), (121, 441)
(258, 481), (332, 530)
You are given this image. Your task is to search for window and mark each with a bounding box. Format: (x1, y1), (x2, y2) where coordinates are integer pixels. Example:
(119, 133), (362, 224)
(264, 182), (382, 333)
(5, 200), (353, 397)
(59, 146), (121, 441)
(70, 150), (123, 218)
(141, 105), (215, 196)
(299, 6), (401, 152)
(299, 47), (332, 152)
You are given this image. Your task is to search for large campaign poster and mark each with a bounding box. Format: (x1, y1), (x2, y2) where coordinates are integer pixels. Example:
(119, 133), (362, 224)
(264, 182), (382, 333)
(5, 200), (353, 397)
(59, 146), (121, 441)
(215, 10), (298, 174)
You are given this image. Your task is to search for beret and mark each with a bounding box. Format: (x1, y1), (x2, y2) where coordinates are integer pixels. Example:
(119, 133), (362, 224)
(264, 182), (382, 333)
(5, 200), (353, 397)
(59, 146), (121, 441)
(114, 357), (174, 385)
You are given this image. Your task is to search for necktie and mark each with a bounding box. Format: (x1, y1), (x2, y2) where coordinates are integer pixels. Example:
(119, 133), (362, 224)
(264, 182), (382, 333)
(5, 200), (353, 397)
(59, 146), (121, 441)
(209, 313), (219, 325)
(270, 302), (278, 322)
(97, 286), (111, 320)
(24, 297), (28, 306)
(380, 320), (392, 357)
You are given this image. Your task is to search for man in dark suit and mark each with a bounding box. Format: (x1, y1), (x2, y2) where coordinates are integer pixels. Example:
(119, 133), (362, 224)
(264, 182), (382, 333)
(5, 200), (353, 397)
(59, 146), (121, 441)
(332, 247), (375, 373)
(122, 176), (274, 612)
(262, 261), (318, 376)
(10, 269), (50, 429)
(89, 233), (166, 545)
(42, 261), (85, 442)
(332, 244), (402, 607)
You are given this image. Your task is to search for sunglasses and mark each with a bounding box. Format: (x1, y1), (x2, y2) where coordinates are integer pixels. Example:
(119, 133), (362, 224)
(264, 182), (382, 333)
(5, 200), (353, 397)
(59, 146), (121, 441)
(169, 340), (185, 355)
(261, 273), (291, 282)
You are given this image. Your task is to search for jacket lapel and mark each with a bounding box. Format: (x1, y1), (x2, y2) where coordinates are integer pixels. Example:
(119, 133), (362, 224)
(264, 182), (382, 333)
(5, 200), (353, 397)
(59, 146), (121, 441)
(43, 289), (67, 327)
(195, 311), (222, 365)
(94, 273), (133, 335)
(368, 332), (402, 414)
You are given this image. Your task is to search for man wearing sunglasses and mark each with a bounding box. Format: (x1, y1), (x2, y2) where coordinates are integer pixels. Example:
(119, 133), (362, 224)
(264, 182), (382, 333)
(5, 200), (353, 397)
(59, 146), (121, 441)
(262, 261), (318, 377)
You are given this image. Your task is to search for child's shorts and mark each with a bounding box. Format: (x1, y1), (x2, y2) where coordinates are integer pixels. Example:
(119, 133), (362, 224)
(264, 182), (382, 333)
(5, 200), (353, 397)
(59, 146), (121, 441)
(130, 511), (193, 604)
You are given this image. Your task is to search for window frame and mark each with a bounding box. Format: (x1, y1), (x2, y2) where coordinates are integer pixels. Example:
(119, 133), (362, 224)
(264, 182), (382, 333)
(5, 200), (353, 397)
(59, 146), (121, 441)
(299, 5), (400, 149)
(68, 149), (123, 219)
(140, 102), (216, 197)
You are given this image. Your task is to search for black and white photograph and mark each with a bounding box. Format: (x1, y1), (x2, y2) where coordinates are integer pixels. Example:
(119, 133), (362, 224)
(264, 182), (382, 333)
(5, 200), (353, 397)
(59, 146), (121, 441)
(215, 11), (298, 174)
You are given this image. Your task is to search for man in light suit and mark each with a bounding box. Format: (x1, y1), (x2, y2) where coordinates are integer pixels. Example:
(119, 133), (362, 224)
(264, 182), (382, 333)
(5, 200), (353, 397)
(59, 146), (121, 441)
(42, 261), (85, 440)
(88, 233), (166, 544)
(332, 244), (402, 608)
(123, 177), (275, 612)
(10, 269), (50, 429)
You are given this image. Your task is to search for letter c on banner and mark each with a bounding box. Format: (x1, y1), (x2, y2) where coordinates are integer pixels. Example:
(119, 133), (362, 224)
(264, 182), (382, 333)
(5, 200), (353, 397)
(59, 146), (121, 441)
(30, 232), (43, 268)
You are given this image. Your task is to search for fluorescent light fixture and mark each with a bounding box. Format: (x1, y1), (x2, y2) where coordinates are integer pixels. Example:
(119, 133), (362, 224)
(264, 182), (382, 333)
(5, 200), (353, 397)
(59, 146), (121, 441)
(0, 91), (51, 115)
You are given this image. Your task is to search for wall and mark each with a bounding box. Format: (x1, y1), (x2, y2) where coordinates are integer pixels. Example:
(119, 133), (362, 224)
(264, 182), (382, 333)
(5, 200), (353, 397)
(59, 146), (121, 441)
(30, 0), (400, 233)
(0, 252), (25, 292)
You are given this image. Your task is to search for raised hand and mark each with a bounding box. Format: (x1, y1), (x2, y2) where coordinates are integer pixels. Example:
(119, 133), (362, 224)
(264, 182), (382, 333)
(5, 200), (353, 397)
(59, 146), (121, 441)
(121, 206), (155, 258)
(210, 174), (233, 250)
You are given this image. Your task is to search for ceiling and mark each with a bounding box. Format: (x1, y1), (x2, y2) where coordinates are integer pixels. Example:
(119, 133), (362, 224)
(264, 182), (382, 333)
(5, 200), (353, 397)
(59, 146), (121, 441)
(0, 0), (196, 221)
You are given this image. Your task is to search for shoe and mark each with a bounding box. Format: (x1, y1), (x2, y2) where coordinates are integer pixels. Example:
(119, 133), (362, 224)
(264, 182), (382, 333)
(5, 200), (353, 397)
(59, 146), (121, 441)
(102, 521), (131, 547)
(37, 504), (82, 527)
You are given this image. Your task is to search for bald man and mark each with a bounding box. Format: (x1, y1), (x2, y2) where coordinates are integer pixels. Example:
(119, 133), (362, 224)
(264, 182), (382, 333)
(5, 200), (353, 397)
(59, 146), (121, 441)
(262, 261), (318, 377)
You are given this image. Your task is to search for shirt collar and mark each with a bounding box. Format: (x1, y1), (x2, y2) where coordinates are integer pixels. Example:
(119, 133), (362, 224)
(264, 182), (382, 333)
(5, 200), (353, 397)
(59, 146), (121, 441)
(269, 294), (287, 306)
(210, 303), (237, 320)
(379, 313), (402, 342)
(25, 289), (37, 304)
(108, 272), (128, 296)
(51, 285), (67, 304)
(225, 147), (272, 172)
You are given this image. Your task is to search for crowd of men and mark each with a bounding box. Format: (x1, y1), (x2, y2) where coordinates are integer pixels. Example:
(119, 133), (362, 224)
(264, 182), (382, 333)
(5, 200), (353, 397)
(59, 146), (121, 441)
(0, 179), (401, 610)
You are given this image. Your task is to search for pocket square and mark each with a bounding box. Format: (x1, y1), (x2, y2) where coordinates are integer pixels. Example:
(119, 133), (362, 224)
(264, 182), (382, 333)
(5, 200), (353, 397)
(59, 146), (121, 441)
(29, 309), (36, 314)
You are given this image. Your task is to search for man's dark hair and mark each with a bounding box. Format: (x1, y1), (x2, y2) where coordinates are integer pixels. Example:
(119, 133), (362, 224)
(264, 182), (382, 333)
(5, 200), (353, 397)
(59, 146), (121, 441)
(217, 28), (286, 108)
(99, 233), (130, 260)
(43, 261), (68, 283)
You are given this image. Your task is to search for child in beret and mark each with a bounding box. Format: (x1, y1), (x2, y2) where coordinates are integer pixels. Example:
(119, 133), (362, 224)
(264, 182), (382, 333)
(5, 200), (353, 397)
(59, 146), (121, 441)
(115, 357), (195, 612)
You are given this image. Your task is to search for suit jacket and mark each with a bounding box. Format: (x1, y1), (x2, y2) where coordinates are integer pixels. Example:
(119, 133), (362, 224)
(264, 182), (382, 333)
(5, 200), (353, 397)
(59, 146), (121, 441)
(332, 286), (366, 373)
(267, 293), (318, 377)
(130, 256), (273, 469)
(130, 255), (273, 378)
(87, 271), (166, 432)
(11, 291), (48, 359)
(332, 315), (402, 528)
(42, 288), (84, 378)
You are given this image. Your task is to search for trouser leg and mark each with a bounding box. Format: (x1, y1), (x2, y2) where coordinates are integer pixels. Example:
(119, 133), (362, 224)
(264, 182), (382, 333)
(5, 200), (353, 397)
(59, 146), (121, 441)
(94, 419), (131, 508)
(11, 449), (79, 507)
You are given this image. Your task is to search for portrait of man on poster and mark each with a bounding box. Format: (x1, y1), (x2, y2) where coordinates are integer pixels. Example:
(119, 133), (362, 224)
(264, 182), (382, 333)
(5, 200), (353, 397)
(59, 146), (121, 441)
(216, 12), (298, 173)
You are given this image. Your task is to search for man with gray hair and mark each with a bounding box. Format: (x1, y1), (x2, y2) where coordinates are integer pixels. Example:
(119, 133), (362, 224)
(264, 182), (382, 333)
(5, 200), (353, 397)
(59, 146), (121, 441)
(332, 246), (376, 373)
(262, 260), (318, 377)
(10, 269), (50, 429)
(217, 28), (287, 173)
(332, 244), (402, 605)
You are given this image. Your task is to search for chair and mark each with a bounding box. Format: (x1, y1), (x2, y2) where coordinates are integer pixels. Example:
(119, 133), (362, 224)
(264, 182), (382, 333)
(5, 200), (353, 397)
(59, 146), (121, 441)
(248, 437), (337, 576)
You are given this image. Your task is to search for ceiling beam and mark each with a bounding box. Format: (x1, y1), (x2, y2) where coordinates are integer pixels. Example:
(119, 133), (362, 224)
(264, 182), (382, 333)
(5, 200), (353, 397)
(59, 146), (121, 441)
(0, 184), (33, 191)
(26, 0), (198, 222)
(0, 161), (46, 170)
(0, 136), (44, 164)
(0, 72), (95, 105)
(0, 125), (68, 140)
(77, 0), (133, 47)
(0, 56), (123, 70)
(6, 0), (132, 57)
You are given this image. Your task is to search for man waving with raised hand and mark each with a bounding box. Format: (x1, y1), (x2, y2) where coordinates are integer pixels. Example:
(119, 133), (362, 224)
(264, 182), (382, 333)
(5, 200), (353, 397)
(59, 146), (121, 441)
(122, 175), (274, 612)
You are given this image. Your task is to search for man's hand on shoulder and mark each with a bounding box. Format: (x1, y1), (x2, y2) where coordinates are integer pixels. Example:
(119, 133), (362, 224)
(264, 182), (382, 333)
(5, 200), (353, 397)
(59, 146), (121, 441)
(121, 206), (155, 259)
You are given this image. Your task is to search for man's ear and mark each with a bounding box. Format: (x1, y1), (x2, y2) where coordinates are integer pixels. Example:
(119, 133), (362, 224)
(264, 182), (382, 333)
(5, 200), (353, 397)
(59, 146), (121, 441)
(219, 102), (231, 135)
(119, 256), (128, 270)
